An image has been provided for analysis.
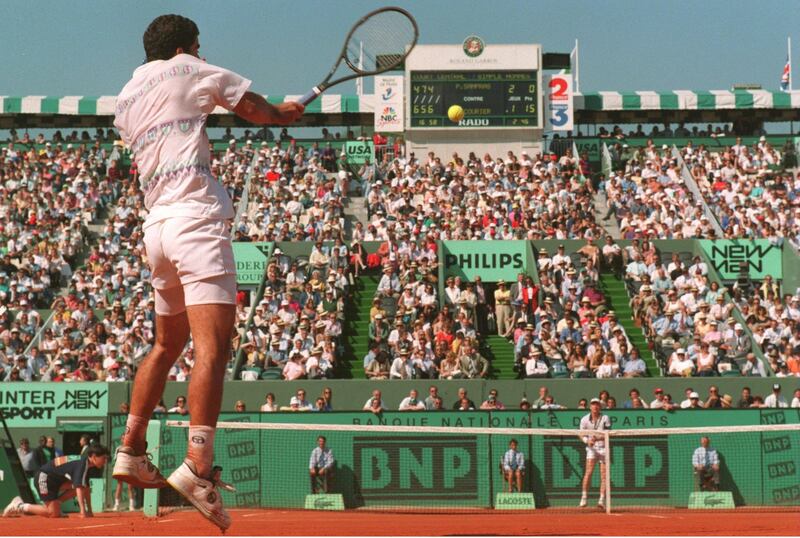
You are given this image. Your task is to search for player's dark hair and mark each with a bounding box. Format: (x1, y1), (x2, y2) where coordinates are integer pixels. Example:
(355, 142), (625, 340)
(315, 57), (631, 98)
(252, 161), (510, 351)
(143, 14), (199, 62)
(86, 444), (110, 458)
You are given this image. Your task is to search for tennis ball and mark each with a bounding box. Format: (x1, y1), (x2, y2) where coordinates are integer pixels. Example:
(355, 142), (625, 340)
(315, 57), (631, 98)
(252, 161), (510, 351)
(448, 105), (464, 123)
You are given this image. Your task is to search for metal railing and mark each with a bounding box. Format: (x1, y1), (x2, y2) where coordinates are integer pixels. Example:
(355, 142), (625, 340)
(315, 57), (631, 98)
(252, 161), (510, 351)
(234, 151), (260, 230)
(670, 146), (725, 237)
(601, 142), (613, 179)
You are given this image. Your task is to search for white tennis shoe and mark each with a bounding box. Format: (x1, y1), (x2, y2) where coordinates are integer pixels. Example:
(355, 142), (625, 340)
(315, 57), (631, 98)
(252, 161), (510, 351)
(3, 496), (23, 517)
(578, 495), (587, 508)
(167, 460), (235, 531)
(113, 446), (166, 488)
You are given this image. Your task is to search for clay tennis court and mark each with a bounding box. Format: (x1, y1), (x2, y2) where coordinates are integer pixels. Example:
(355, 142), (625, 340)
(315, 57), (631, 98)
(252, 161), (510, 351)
(2, 508), (797, 536)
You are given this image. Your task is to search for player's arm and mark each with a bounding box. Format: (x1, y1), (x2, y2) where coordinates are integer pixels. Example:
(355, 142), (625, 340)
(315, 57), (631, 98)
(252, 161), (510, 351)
(233, 92), (304, 125)
(75, 486), (92, 517)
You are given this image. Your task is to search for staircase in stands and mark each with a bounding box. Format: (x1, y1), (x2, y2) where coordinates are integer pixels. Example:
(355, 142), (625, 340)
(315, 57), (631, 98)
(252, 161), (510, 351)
(598, 272), (661, 376)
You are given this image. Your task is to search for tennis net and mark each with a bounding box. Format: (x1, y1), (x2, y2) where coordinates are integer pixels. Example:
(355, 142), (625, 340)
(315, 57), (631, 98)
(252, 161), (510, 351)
(162, 420), (800, 513)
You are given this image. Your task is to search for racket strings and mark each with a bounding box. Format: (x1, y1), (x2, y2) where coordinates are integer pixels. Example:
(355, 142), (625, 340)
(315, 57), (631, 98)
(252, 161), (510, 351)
(346, 11), (415, 73)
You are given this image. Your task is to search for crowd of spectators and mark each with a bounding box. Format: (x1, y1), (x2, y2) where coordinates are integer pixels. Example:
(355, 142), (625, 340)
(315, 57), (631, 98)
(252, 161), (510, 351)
(679, 137), (800, 248)
(238, 241), (348, 381)
(0, 138), (121, 309)
(602, 142), (719, 239)
(358, 245), (507, 381)
(357, 148), (601, 242)
(498, 241), (641, 379)
(0, 134), (257, 383)
(223, 383), (800, 412)
(234, 139), (347, 243)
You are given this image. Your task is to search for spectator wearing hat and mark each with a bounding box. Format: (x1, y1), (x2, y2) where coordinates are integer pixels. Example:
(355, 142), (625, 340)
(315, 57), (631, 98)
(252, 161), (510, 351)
(368, 314), (389, 346)
(390, 349), (415, 379)
(650, 388), (669, 409)
(525, 349), (549, 378)
(668, 348), (695, 377)
(685, 391), (703, 410)
(764, 384), (788, 408)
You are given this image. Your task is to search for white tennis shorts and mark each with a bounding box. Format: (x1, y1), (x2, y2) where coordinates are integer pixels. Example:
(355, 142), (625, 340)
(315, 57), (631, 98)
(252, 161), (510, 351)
(143, 217), (237, 316)
(586, 445), (607, 462)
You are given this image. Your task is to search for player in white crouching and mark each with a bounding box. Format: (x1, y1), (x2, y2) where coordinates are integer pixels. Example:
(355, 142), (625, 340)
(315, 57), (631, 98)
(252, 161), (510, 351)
(579, 397), (610, 509)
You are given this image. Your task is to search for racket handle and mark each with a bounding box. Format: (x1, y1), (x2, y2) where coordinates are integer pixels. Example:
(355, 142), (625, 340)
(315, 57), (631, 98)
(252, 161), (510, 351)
(299, 87), (321, 106)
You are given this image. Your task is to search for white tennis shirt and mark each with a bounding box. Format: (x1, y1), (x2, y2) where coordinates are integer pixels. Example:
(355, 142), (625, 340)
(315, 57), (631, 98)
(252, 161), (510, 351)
(114, 54), (251, 225)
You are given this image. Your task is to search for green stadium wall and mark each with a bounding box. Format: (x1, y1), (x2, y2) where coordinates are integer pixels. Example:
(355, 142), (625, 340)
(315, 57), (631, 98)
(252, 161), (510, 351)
(2, 382), (799, 510)
(129, 409), (800, 510)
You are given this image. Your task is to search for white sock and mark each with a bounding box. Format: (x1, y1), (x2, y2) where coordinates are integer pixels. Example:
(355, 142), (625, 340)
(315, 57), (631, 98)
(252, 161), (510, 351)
(20, 503), (30, 513)
(187, 425), (215, 478)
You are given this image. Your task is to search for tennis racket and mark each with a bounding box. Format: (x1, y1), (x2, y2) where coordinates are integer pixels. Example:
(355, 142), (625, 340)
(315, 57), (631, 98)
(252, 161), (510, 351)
(298, 6), (418, 106)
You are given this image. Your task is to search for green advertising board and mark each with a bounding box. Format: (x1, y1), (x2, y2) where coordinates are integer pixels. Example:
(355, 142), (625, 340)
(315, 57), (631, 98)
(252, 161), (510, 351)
(0, 383), (109, 427)
(149, 409), (800, 510)
(232, 242), (273, 285)
(344, 141), (374, 165)
(699, 240), (782, 280)
(442, 240), (528, 282)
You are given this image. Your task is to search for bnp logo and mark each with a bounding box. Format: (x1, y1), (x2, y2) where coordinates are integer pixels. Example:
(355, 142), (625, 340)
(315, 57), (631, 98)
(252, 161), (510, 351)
(353, 435), (478, 503)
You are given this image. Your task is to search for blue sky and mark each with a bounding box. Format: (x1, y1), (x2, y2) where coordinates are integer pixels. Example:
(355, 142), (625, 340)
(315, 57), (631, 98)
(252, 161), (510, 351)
(1, 0), (799, 96)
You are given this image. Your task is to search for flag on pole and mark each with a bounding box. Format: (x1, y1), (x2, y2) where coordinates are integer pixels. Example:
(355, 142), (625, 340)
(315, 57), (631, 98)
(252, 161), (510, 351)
(570, 40), (580, 93)
(780, 56), (791, 92)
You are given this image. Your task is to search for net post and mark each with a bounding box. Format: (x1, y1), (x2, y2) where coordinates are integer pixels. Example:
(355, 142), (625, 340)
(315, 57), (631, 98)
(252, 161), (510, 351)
(604, 431), (611, 515)
(142, 419), (162, 517)
(488, 432), (495, 508)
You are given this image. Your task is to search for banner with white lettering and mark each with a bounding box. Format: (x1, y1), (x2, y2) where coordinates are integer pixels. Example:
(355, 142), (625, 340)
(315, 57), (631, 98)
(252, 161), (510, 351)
(544, 73), (573, 131)
(374, 76), (405, 132)
(442, 241), (527, 282)
(0, 383), (109, 427)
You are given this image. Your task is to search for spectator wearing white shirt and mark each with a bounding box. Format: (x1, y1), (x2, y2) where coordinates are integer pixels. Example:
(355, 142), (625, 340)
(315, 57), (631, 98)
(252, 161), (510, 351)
(764, 384), (788, 408)
(790, 389), (800, 408)
(649, 387), (667, 409)
(398, 389), (426, 411)
(692, 436), (720, 491)
(309, 436), (334, 494)
(501, 439), (525, 493)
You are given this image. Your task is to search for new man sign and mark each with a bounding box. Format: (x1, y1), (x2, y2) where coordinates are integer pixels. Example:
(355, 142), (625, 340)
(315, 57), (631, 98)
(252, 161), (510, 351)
(699, 240), (781, 280)
(442, 241), (527, 282)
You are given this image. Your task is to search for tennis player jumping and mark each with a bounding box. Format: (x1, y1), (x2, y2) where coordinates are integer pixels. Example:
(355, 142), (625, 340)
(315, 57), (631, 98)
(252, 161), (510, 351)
(112, 14), (303, 530)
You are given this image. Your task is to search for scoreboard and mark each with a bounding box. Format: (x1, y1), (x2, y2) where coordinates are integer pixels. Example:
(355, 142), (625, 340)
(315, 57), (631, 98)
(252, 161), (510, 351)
(409, 70), (538, 128)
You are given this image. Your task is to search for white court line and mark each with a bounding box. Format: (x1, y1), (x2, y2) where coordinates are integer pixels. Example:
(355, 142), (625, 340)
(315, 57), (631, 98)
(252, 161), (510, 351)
(242, 513), (261, 517)
(156, 518), (176, 523)
(57, 523), (125, 530)
(646, 515), (669, 519)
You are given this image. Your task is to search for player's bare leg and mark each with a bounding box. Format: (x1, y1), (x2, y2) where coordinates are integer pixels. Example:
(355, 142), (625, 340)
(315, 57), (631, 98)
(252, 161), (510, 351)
(183, 303), (235, 476)
(515, 470), (522, 493)
(167, 303), (236, 531)
(128, 312), (191, 450)
(580, 459), (596, 507)
(16, 489), (75, 518)
(597, 464), (607, 508)
(114, 310), (189, 488)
